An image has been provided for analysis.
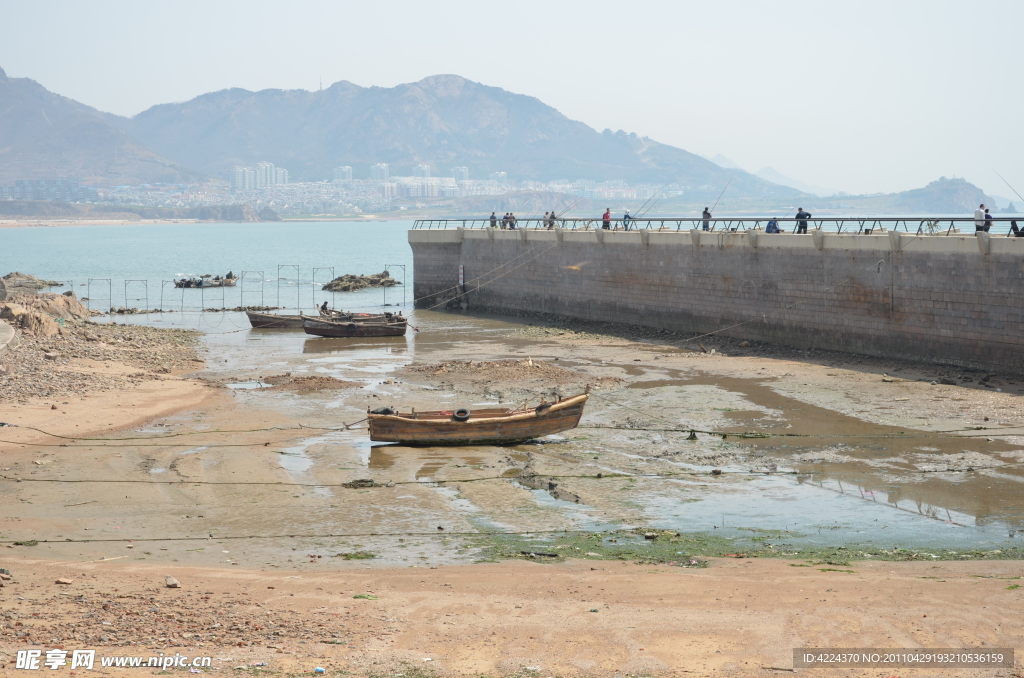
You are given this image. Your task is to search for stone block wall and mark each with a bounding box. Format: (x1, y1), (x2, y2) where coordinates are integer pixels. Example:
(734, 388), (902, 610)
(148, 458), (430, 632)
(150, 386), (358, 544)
(410, 228), (1024, 373)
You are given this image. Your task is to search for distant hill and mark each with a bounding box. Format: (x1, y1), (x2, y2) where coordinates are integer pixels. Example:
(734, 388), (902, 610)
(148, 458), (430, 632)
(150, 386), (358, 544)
(116, 75), (802, 200)
(0, 67), (198, 185)
(818, 177), (997, 215)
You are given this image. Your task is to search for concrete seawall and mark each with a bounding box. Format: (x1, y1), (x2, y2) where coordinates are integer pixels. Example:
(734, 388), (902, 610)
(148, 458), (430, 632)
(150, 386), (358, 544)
(410, 228), (1024, 373)
(0, 320), (20, 356)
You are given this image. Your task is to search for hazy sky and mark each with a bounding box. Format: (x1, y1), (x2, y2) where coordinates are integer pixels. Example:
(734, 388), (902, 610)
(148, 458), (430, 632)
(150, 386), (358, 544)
(2, 0), (1022, 197)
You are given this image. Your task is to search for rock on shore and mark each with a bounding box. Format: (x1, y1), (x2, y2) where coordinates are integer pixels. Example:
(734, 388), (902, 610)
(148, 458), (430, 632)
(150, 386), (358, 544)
(0, 319), (201, 404)
(0, 291), (91, 337)
(0, 272), (62, 300)
(321, 271), (401, 292)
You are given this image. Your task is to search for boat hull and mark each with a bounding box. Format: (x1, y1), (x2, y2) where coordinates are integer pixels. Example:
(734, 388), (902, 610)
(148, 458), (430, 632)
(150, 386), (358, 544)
(303, 318), (408, 338)
(368, 394), (588, 445)
(246, 312), (308, 329)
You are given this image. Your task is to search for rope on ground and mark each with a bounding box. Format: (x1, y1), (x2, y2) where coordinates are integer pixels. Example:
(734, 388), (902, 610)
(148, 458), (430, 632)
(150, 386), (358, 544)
(1, 463), (1009, 488)
(578, 423), (1024, 441)
(0, 528), (615, 546)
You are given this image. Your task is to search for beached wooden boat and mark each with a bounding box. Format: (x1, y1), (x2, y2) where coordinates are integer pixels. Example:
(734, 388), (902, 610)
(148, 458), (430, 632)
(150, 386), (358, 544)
(367, 393), (589, 445)
(303, 315), (408, 338)
(246, 311), (309, 329)
(246, 310), (391, 329)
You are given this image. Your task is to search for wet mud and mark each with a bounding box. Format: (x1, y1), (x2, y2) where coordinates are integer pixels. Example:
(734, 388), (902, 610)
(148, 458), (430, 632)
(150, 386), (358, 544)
(7, 308), (1024, 569)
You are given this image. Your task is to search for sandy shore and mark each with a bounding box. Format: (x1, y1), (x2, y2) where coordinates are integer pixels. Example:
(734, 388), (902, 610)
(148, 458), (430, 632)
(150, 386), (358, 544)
(1, 556), (1021, 676)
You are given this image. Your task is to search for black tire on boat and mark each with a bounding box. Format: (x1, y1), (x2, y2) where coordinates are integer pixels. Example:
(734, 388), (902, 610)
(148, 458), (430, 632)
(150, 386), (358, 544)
(346, 323), (357, 332)
(453, 408), (471, 422)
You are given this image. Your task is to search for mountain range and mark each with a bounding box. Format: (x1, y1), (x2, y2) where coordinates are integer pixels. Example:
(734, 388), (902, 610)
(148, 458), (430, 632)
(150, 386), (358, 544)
(0, 67), (796, 198)
(0, 66), (1001, 213)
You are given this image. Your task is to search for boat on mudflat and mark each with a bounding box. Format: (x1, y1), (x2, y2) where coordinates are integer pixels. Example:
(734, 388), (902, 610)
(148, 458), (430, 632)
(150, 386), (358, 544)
(302, 314), (408, 338)
(367, 392), (589, 445)
(245, 311), (310, 329)
(246, 310), (390, 329)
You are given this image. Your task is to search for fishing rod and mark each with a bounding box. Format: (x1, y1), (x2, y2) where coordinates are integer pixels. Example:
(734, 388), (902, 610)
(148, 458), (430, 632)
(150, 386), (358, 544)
(635, 197), (661, 219)
(709, 179), (731, 213)
(553, 196), (583, 220)
(630, 183), (668, 219)
(633, 183), (670, 219)
(995, 170), (1024, 204)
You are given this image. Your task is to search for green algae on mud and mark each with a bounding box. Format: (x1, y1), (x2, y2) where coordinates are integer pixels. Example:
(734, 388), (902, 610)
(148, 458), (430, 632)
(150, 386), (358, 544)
(462, 528), (1024, 565)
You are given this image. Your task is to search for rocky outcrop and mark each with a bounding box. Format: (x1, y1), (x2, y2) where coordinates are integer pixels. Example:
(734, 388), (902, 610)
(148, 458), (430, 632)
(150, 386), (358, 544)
(2, 271), (61, 293)
(0, 290), (91, 338)
(322, 271), (401, 293)
(0, 303), (60, 337)
(259, 206), (282, 221)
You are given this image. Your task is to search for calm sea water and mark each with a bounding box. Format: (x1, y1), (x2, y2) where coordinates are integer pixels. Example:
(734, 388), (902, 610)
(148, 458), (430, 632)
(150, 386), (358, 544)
(0, 221), (414, 312)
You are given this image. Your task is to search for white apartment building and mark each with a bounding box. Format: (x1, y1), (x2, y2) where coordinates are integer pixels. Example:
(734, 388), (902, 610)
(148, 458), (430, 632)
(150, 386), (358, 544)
(370, 163), (390, 181)
(452, 166), (469, 181)
(333, 166), (353, 181)
(414, 164), (431, 178)
(231, 162), (288, 191)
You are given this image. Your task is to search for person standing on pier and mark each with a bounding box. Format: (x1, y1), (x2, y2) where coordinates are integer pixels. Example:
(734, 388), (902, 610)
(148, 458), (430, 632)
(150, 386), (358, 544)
(490, 212), (497, 228)
(984, 208), (993, 232)
(549, 208), (558, 229)
(975, 204), (986, 232)
(702, 207), (711, 231)
(623, 210), (633, 230)
(795, 207), (812, 234)
(602, 208), (612, 230)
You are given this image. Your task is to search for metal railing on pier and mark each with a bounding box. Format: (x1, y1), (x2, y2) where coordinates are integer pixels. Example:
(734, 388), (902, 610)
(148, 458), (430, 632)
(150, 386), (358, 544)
(413, 217), (1023, 236)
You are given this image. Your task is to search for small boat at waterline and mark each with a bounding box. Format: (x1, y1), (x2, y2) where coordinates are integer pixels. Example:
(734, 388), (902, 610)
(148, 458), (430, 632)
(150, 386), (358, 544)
(302, 315), (408, 338)
(367, 392), (589, 445)
(246, 310), (390, 329)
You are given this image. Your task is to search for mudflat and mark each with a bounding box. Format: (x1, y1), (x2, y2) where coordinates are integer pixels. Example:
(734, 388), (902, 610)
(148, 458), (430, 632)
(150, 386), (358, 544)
(2, 310), (1024, 676)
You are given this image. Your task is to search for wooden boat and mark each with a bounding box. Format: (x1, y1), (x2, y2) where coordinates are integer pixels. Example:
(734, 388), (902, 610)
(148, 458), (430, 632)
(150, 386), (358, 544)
(247, 310), (391, 329)
(303, 315), (407, 338)
(246, 311), (309, 329)
(368, 392), (589, 445)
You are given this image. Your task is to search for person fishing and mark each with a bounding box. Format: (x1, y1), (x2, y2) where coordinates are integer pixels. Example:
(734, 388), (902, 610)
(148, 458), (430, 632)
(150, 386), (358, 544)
(320, 301), (329, 314)
(766, 219), (780, 233)
(602, 208), (611, 230)
(622, 210), (633, 231)
(489, 212), (497, 228)
(1011, 220), (1024, 237)
(509, 213), (517, 229)
(795, 207), (812, 234)
(984, 208), (993, 233)
(974, 204), (986, 233)
(702, 207), (711, 231)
